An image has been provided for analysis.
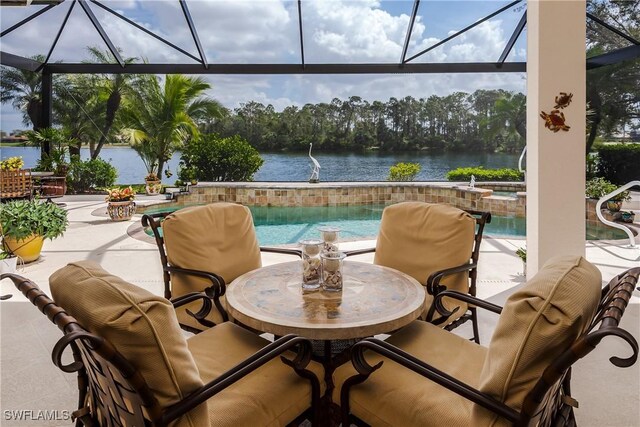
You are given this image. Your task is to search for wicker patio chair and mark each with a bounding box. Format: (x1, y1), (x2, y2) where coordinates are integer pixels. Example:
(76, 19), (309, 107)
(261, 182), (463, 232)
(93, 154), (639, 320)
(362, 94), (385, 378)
(142, 202), (301, 333)
(1, 261), (323, 427)
(345, 202), (491, 342)
(336, 256), (639, 427)
(0, 168), (33, 200)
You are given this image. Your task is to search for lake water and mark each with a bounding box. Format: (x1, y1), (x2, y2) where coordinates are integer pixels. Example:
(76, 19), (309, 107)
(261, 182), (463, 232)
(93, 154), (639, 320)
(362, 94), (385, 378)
(0, 146), (519, 184)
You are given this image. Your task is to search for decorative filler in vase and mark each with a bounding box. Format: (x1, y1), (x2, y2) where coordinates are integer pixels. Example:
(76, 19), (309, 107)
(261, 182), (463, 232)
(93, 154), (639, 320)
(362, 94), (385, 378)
(106, 187), (136, 221)
(299, 239), (323, 291)
(321, 251), (346, 292)
(318, 226), (340, 253)
(144, 172), (162, 195)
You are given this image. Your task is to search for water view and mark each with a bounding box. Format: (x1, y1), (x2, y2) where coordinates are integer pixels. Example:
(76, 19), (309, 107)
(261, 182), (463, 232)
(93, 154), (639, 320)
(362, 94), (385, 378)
(1, 146), (519, 184)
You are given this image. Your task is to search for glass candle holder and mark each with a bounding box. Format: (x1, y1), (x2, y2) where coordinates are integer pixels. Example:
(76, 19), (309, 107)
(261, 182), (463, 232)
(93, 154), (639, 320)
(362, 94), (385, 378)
(299, 239), (323, 290)
(321, 251), (346, 292)
(318, 226), (341, 253)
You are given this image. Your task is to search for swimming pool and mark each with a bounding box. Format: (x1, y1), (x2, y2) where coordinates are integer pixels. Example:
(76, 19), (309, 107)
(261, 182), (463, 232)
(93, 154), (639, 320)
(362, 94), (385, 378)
(142, 204), (628, 246)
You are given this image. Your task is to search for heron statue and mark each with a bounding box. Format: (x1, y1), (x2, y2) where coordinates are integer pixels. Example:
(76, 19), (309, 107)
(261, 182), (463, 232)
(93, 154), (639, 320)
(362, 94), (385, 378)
(308, 143), (321, 183)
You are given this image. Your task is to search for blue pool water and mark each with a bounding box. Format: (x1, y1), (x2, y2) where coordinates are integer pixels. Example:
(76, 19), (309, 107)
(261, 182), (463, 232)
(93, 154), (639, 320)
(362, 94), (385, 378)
(143, 204), (627, 246)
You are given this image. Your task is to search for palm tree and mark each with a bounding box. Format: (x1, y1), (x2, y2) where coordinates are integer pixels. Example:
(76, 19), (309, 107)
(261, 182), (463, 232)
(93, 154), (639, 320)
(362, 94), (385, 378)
(484, 92), (527, 153)
(0, 54), (45, 130)
(84, 47), (138, 159)
(120, 74), (224, 180)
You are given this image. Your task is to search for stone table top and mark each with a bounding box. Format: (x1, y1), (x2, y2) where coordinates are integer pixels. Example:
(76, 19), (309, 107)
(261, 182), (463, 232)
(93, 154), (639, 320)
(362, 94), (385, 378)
(226, 260), (425, 340)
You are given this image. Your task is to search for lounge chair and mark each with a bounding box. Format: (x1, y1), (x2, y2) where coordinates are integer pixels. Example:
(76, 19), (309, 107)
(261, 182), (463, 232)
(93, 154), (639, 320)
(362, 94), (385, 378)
(336, 256), (638, 426)
(1, 261), (323, 426)
(346, 202), (491, 342)
(142, 202), (300, 333)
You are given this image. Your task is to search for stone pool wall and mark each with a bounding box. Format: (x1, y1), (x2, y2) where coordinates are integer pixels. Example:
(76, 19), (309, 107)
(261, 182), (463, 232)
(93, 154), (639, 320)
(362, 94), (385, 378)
(139, 182), (527, 217)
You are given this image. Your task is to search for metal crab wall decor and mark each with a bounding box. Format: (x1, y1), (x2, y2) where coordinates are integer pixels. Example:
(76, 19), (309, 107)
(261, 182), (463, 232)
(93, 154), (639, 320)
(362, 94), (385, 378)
(541, 91), (573, 133)
(540, 110), (571, 132)
(554, 92), (573, 109)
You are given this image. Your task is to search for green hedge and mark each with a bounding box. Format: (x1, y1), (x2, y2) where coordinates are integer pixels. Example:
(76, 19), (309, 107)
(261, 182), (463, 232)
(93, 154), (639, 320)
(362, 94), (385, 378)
(596, 144), (640, 185)
(388, 162), (421, 181)
(67, 157), (117, 193)
(446, 167), (524, 182)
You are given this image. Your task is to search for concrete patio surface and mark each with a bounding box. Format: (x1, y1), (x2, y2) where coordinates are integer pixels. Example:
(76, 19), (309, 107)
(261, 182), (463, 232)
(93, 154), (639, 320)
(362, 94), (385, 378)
(1, 196), (638, 426)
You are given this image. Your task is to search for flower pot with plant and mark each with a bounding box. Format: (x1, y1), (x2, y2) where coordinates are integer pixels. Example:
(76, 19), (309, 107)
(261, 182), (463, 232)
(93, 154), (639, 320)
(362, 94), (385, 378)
(106, 187), (136, 221)
(585, 177), (630, 213)
(0, 200), (68, 263)
(144, 172), (162, 195)
(516, 247), (527, 277)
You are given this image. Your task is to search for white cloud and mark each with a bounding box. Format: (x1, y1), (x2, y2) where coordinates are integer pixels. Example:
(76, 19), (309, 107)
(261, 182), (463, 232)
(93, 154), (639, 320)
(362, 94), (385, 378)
(0, 0), (526, 131)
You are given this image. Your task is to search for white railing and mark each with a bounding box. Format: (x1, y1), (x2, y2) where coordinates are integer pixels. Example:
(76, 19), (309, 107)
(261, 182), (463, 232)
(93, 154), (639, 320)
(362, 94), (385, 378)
(518, 146), (527, 173)
(595, 180), (640, 248)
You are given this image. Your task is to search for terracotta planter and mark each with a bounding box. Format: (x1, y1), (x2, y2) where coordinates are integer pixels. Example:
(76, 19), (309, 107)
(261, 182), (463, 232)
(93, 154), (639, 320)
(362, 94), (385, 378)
(145, 180), (162, 195)
(2, 235), (45, 263)
(107, 201), (136, 221)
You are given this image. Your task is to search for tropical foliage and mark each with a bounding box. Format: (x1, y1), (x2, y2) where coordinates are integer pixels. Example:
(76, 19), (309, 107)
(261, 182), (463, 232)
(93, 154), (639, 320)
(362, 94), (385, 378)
(180, 134), (264, 182)
(388, 162), (421, 181)
(67, 157), (118, 193)
(585, 177), (630, 201)
(0, 200), (68, 241)
(446, 167), (524, 182)
(119, 74), (224, 180)
(0, 54), (45, 130)
(0, 157), (24, 171)
(595, 144), (640, 184)
(105, 186), (135, 202)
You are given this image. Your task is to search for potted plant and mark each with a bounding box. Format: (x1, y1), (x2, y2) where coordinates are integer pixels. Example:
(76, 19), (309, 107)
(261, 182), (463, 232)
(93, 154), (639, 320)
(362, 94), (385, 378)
(0, 250), (17, 274)
(105, 186), (136, 221)
(585, 177), (630, 212)
(144, 171), (162, 196)
(516, 247), (527, 277)
(0, 200), (68, 263)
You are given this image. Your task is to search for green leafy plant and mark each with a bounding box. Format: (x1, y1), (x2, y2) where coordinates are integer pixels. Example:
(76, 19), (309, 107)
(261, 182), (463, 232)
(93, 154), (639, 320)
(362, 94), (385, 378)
(585, 177), (630, 201)
(388, 162), (421, 181)
(67, 156), (117, 193)
(0, 156), (24, 171)
(0, 250), (16, 260)
(516, 247), (527, 262)
(180, 134), (264, 182)
(446, 167), (524, 182)
(105, 186), (135, 202)
(0, 200), (68, 241)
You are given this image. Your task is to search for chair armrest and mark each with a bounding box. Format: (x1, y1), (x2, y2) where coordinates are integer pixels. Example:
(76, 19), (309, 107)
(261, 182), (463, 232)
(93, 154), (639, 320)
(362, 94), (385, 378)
(434, 290), (503, 315)
(164, 266), (226, 296)
(260, 246), (302, 258)
(426, 262), (477, 295)
(344, 247), (376, 257)
(344, 338), (519, 423)
(162, 335), (319, 424)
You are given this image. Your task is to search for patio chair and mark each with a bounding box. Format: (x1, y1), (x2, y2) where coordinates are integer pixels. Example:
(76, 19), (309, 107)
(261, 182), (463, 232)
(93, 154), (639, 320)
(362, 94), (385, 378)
(346, 202), (491, 342)
(336, 256), (639, 427)
(0, 168), (33, 200)
(1, 261), (323, 427)
(142, 202), (301, 333)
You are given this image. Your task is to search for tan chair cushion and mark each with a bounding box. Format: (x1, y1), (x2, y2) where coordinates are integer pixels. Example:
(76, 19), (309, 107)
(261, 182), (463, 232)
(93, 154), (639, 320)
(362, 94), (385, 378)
(474, 255), (602, 426)
(49, 261), (207, 427)
(374, 202), (476, 322)
(162, 203), (261, 326)
(333, 321), (487, 426)
(188, 322), (325, 427)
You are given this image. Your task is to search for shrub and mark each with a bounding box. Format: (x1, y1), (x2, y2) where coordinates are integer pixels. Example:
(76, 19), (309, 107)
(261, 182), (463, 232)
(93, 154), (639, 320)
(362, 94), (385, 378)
(585, 177), (630, 201)
(446, 167), (523, 182)
(67, 156), (118, 193)
(181, 134), (264, 182)
(595, 144), (640, 185)
(388, 162), (421, 181)
(0, 156), (24, 170)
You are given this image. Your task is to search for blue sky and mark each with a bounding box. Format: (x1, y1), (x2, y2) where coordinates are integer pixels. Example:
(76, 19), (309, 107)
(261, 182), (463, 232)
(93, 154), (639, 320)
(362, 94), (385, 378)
(0, 0), (527, 132)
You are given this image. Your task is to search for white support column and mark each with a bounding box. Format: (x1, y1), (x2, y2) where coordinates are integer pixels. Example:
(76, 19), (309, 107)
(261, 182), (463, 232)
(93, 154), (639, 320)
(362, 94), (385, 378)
(526, 0), (586, 275)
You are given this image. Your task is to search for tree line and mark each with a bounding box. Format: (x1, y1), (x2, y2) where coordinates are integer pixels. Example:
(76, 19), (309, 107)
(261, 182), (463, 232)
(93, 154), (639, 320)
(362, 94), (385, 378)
(206, 91), (526, 154)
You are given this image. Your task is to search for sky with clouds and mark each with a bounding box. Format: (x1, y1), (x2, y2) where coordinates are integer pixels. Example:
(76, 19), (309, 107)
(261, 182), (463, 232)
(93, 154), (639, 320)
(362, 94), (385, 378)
(0, 0), (527, 132)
